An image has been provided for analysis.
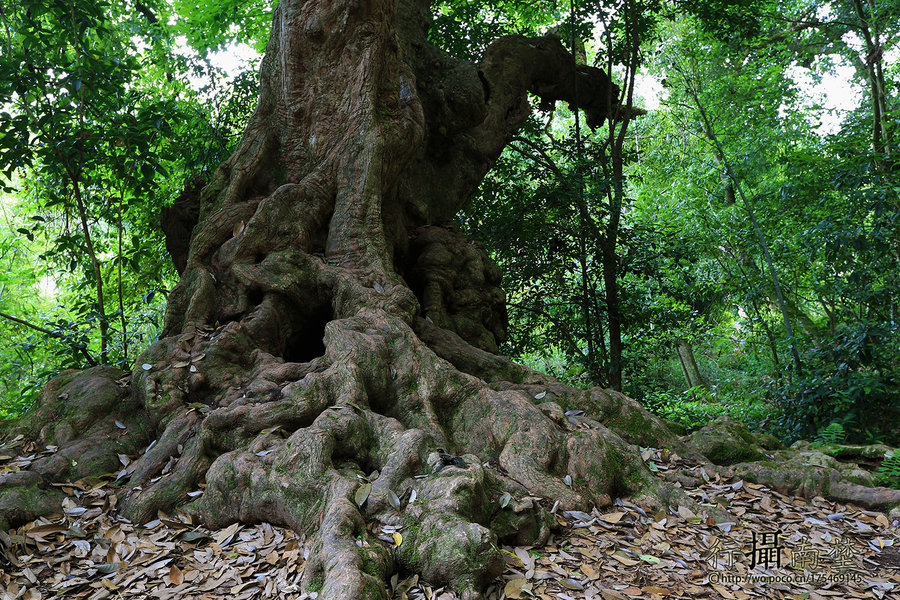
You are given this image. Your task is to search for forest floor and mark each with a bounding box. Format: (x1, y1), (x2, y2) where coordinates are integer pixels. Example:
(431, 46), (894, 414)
(1, 441), (898, 600)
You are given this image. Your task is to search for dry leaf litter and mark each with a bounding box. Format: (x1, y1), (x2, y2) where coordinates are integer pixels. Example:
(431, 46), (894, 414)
(2, 436), (898, 600)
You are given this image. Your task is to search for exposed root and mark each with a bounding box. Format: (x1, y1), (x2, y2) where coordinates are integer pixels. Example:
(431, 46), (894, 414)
(0, 298), (701, 599)
(687, 418), (900, 521)
(0, 470), (64, 531)
(0, 367), (150, 530)
(8, 314), (899, 598)
(717, 450), (900, 521)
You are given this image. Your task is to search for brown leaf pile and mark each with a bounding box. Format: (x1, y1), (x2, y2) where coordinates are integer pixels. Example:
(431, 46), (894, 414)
(2, 440), (898, 599)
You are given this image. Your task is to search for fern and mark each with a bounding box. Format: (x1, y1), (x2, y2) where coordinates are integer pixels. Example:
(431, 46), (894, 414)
(812, 422), (846, 446)
(875, 452), (900, 489)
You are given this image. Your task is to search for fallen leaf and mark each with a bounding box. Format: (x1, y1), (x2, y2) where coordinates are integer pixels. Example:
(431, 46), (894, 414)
(214, 522), (241, 546)
(504, 578), (529, 599)
(599, 511), (625, 524)
(580, 563), (599, 580)
(560, 578), (584, 590)
(677, 505), (697, 521)
(612, 551), (639, 566)
(169, 564), (183, 585)
(355, 483), (372, 507)
(642, 586), (672, 595)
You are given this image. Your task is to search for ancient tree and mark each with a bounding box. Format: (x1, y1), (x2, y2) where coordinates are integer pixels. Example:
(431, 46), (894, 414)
(3, 1), (899, 598)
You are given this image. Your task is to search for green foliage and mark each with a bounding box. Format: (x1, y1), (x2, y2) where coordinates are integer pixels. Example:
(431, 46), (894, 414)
(171, 0), (276, 54)
(813, 422), (846, 446)
(455, 0), (899, 449)
(769, 322), (900, 444)
(0, 0), (260, 417)
(874, 452), (900, 490)
(675, 0), (766, 41)
(621, 7), (900, 445)
(518, 349), (593, 389)
(642, 387), (773, 433)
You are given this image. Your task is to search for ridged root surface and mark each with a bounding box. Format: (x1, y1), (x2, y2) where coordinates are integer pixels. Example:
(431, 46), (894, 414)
(111, 283), (693, 599)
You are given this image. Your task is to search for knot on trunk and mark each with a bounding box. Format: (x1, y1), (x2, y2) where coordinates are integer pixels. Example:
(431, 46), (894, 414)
(406, 225), (507, 353)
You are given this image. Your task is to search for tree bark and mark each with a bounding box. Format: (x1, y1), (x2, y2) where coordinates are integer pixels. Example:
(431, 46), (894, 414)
(850, 0), (893, 165)
(675, 338), (706, 389)
(600, 238), (623, 390)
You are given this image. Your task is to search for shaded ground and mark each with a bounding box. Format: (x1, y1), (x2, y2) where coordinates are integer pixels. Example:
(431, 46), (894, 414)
(2, 439), (897, 600)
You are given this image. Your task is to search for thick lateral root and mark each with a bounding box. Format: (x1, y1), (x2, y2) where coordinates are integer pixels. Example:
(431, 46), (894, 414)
(686, 418), (900, 519)
(2, 313), (733, 598)
(183, 391), (698, 599)
(0, 471), (65, 532)
(719, 450), (900, 520)
(189, 406), (511, 599)
(0, 367), (151, 528)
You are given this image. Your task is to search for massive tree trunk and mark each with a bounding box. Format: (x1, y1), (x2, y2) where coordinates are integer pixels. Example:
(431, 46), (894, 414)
(3, 1), (900, 598)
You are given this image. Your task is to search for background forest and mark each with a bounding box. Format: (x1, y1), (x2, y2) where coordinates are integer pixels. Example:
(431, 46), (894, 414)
(0, 0), (897, 455)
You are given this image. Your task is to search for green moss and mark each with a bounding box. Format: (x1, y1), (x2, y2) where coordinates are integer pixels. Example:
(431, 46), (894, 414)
(306, 576), (324, 594)
(688, 418), (765, 465)
(67, 451), (118, 480)
(357, 548), (379, 577)
(662, 418), (688, 436)
(0, 480), (64, 530)
(489, 505), (516, 535)
(361, 576), (384, 599)
(150, 393), (171, 406)
(398, 518), (423, 567)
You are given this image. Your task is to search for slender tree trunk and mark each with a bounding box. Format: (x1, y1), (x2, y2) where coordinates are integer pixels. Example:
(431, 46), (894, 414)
(851, 0), (893, 165)
(679, 66), (803, 375)
(600, 236), (623, 391)
(708, 149), (736, 206)
(589, 281), (609, 381)
(675, 338), (706, 389)
(117, 191), (128, 361)
(71, 179), (108, 364)
(593, 0), (640, 392)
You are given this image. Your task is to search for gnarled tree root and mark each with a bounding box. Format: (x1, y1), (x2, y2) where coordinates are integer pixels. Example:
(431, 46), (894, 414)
(686, 417), (900, 521)
(5, 341), (899, 598)
(2, 310), (701, 600)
